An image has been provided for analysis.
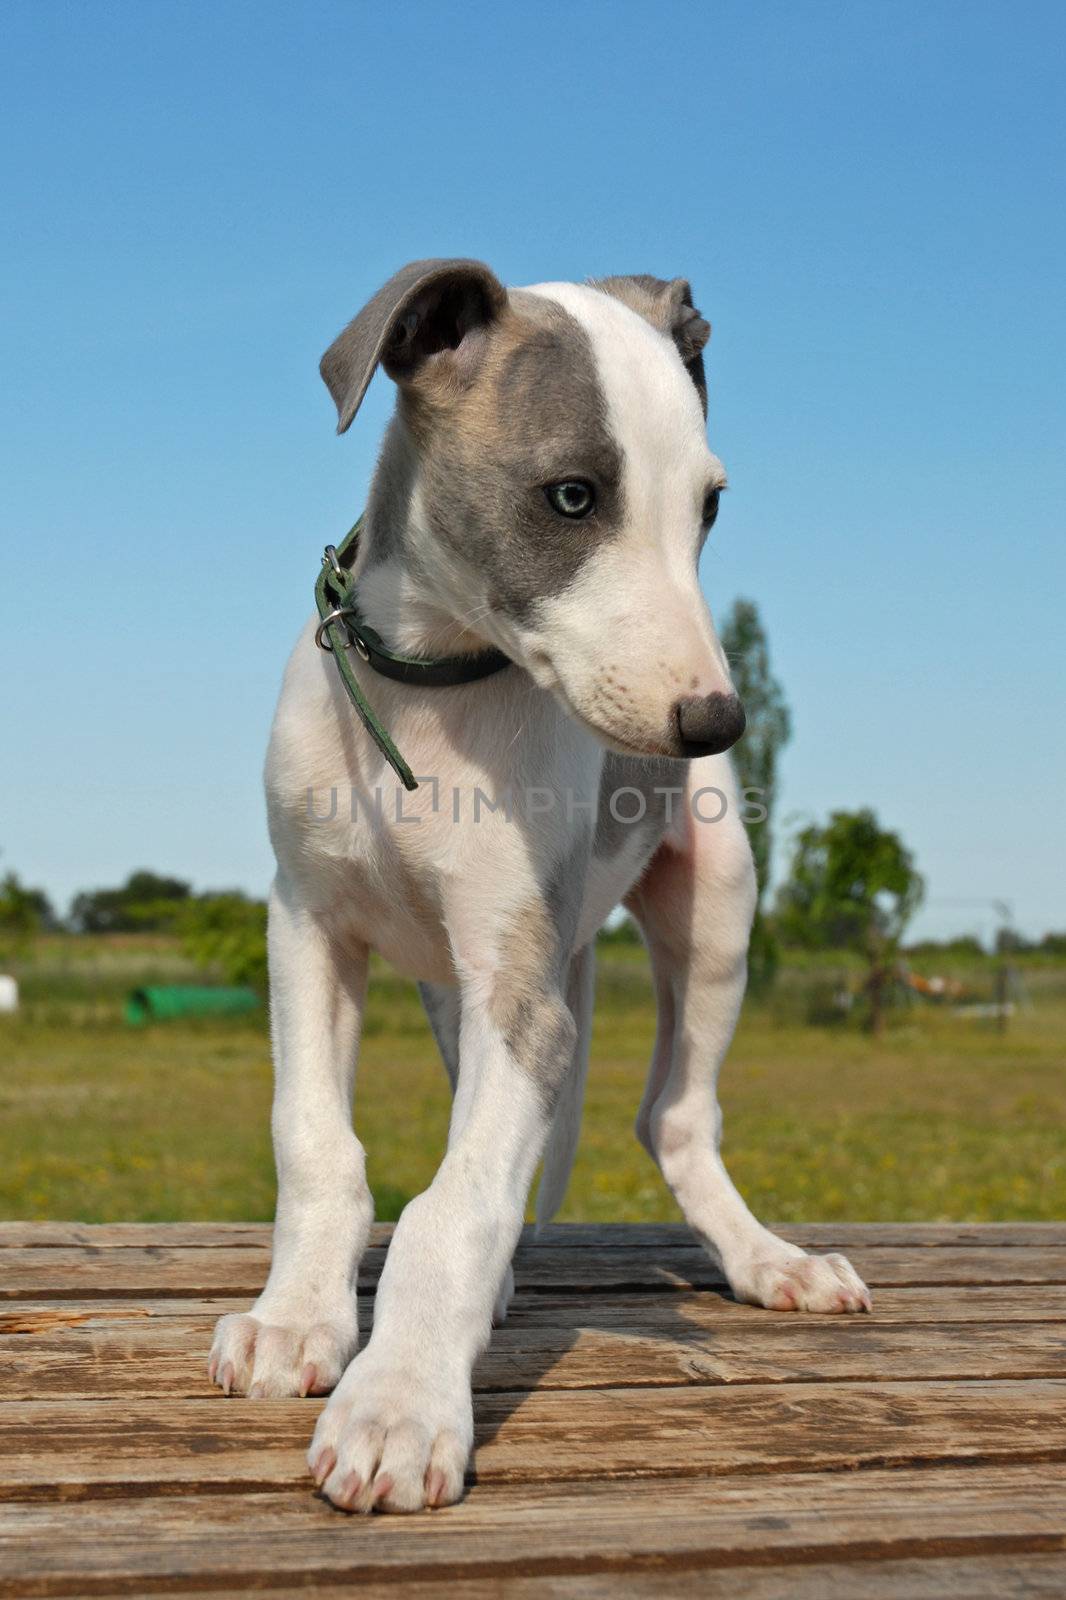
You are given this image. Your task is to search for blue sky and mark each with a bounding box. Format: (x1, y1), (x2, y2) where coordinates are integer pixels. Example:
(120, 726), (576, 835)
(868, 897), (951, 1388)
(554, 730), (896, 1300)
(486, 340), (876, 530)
(1, 0), (1063, 943)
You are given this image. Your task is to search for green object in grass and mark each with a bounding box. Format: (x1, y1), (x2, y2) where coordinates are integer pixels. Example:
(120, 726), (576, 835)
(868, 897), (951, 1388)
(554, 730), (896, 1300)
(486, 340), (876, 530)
(124, 985), (261, 1025)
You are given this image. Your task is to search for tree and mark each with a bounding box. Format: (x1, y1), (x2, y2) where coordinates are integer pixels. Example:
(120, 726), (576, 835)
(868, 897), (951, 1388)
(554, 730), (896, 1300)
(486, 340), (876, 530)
(69, 870), (192, 933)
(719, 598), (792, 986)
(177, 892), (268, 991)
(0, 869), (56, 960)
(776, 808), (924, 1034)
(0, 873), (54, 932)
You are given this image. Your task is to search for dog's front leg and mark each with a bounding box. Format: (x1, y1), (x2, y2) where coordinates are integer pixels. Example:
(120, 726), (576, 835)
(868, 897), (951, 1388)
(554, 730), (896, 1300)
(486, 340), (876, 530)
(627, 773), (871, 1315)
(419, 980), (517, 1327)
(209, 877), (372, 1397)
(309, 934), (575, 1513)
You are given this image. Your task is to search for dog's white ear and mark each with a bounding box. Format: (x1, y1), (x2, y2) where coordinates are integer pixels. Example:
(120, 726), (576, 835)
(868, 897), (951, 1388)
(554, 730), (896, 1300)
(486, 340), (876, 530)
(320, 259), (507, 434)
(592, 275), (711, 414)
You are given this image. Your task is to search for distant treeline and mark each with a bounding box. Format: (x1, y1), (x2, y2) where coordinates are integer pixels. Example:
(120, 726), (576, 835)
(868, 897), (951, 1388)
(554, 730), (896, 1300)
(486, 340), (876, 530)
(3, 866), (1064, 961)
(601, 911), (1066, 959)
(0, 869), (267, 991)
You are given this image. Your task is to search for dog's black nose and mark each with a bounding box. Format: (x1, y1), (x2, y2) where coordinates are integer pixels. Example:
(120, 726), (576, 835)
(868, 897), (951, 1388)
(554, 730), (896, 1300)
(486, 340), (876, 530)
(674, 692), (746, 757)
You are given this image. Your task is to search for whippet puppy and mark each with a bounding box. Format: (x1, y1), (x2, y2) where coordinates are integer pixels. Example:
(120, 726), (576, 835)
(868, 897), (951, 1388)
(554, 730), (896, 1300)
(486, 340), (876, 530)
(209, 260), (871, 1514)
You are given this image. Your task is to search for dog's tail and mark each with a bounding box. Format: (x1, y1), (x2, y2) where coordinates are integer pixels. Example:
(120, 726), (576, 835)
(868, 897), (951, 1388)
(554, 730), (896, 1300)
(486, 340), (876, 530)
(534, 944), (594, 1228)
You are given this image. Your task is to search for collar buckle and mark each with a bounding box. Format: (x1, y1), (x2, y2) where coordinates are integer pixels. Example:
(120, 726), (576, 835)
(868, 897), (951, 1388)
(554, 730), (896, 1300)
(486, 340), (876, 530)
(315, 605), (366, 656)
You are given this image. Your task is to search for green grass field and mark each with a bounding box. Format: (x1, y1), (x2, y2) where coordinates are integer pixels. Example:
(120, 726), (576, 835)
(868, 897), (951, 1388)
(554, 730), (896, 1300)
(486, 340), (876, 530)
(1, 935), (1063, 1223)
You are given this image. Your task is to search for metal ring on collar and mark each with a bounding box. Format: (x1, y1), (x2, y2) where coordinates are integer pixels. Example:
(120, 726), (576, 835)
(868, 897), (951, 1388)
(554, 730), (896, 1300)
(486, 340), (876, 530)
(315, 607), (369, 658)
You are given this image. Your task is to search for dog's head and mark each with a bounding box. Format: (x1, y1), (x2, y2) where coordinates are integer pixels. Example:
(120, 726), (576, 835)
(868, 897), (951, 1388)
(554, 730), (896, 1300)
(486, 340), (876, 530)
(321, 259), (743, 760)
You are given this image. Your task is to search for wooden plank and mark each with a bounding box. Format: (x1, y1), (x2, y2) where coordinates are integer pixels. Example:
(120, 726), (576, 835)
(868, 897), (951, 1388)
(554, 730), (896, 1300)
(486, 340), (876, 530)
(0, 1246), (281, 1299)
(61, 1556), (1065, 1599)
(0, 1223), (274, 1250)
(502, 1285), (1066, 1328)
(3, 1310), (1065, 1400)
(1, 1225), (1064, 1598)
(3, 1220), (1063, 1250)
(5, 1242), (1066, 1299)
(6, 1283), (1065, 1330)
(2, 1470), (1065, 1595)
(465, 1378), (1066, 1484)
(511, 1246), (1066, 1291)
(1, 1381), (1064, 1498)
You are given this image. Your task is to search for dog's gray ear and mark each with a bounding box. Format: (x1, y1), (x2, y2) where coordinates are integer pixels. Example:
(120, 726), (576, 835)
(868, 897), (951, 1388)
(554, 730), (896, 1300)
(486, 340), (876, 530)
(320, 258), (507, 434)
(592, 274), (711, 414)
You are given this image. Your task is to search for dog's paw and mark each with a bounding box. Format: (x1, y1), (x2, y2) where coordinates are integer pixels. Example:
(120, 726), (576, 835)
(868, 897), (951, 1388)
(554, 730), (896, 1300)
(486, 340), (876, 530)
(309, 1352), (472, 1513)
(208, 1306), (358, 1398)
(728, 1249), (871, 1314)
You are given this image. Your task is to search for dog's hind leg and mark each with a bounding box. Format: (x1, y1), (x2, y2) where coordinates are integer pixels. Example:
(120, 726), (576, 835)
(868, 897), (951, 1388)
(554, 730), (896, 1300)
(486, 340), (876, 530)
(625, 768), (871, 1315)
(209, 876), (371, 1397)
(535, 940), (595, 1228)
(419, 982), (461, 1093)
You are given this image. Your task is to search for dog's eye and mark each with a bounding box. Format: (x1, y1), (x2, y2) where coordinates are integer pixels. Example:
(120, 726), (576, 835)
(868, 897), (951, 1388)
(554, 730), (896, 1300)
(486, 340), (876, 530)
(702, 488), (721, 529)
(545, 480), (596, 519)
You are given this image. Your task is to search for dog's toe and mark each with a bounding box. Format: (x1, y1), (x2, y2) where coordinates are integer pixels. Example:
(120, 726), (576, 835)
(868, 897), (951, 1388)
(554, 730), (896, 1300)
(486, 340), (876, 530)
(319, 1418), (466, 1514)
(209, 1311), (357, 1398)
(312, 1356), (471, 1514)
(208, 1313), (258, 1394)
(730, 1250), (871, 1314)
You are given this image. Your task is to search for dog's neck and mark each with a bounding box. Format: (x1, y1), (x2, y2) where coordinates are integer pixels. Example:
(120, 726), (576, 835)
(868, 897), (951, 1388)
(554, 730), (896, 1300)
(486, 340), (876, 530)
(351, 414), (500, 663)
(354, 553), (491, 660)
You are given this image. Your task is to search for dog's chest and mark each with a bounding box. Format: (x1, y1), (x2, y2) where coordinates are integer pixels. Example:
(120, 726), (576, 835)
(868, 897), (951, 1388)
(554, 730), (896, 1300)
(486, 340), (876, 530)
(267, 627), (678, 979)
(301, 765), (674, 982)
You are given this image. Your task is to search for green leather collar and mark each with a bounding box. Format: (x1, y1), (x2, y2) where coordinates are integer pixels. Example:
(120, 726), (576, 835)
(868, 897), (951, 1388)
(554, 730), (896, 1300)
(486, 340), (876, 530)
(314, 517), (512, 791)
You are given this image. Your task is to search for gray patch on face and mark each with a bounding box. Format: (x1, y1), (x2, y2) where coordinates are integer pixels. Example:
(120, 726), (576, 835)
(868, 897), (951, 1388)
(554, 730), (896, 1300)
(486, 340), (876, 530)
(408, 291), (626, 624)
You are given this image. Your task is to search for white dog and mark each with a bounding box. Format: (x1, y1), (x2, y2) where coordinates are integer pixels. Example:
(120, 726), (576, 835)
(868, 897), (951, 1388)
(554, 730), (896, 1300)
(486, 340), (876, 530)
(208, 260), (870, 1514)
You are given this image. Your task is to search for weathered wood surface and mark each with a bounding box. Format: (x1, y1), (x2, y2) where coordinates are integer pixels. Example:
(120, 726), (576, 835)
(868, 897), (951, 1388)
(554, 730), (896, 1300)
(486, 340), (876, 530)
(0, 1223), (1064, 1597)
(5, 1314), (1066, 1399)
(7, 1242), (1066, 1298)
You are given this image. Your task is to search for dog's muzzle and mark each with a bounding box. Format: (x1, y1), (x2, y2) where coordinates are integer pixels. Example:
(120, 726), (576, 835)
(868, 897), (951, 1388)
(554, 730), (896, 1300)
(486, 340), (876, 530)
(673, 692), (747, 757)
